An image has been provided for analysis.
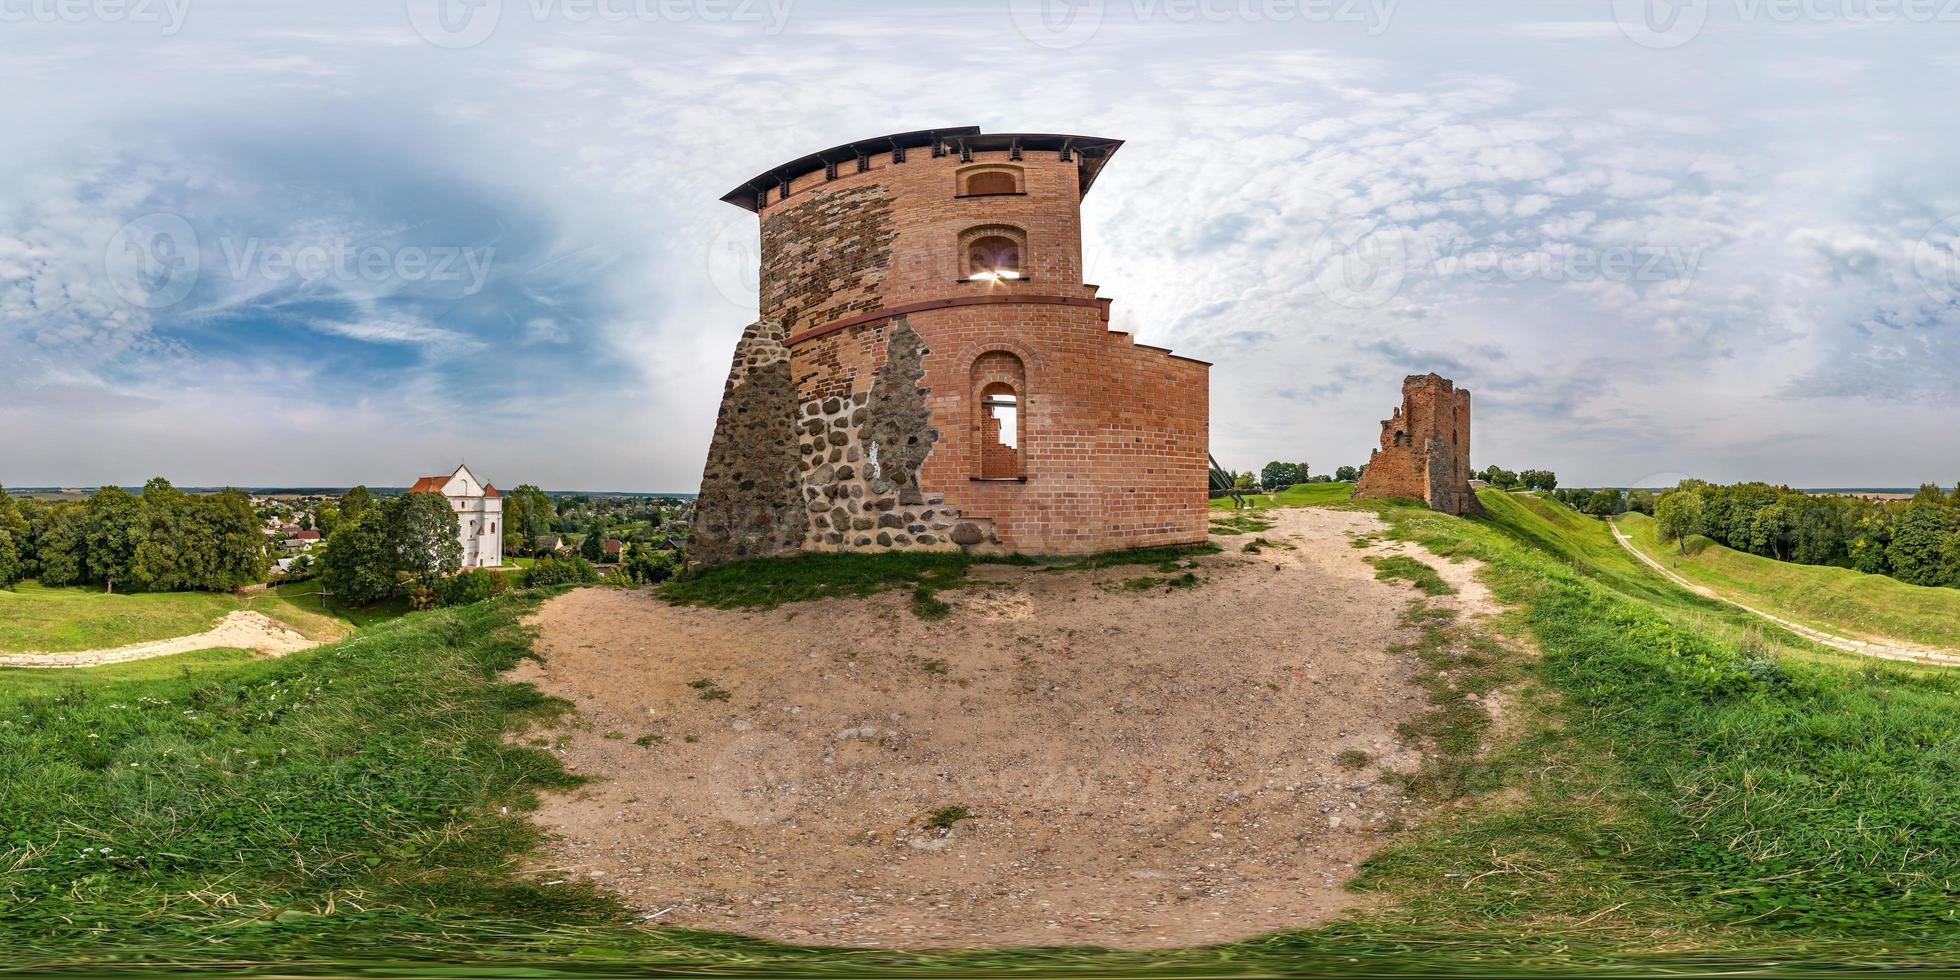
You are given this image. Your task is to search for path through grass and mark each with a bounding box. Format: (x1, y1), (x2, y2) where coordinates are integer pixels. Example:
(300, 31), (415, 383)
(1618, 511), (1960, 649)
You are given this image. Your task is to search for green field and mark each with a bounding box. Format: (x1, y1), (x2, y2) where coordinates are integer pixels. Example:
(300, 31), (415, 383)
(1618, 511), (1960, 649)
(1209, 480), (1355, 510)
(6, 494), (1960, 972)
(0, 580), (390, 655)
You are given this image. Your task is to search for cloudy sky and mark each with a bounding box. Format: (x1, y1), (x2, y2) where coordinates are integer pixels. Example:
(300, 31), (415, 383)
(3, 0), (1957, 491)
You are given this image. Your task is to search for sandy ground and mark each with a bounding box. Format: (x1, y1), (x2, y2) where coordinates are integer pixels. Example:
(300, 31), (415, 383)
(516, 507), (1500, 949)
(1611, 524), (1960, 667)
(0, 610), (320, 669)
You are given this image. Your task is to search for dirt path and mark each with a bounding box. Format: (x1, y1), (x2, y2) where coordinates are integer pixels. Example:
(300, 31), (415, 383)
(1611, 524), (1960, 668)
(0, 611), (320, 669)
(515, 507), (1505, 949)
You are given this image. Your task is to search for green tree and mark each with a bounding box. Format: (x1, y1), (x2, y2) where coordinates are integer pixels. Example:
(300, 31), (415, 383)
(393, 492), (463, 578)
(1334, 465), (1360, 483)
(1888, 491), (1956, 587)
(320, 509), (398, 605)
(0, 486), (24, 587)
(85, 486), (141, 593)
(580, 531), (605, 562)
(35, 504), (88, 586)
(130, 477), (187, 591)
(504, 484), (554, 555)
(1582, 487), (1624, 516)
(1847, 506), (1894, 575)
(1655, 489), (1704, 554)
(315, 502), (341, 539)
(340, 485), (374, 525)
(1259, 461), (1308, 489)
(205, 487), (271, 589)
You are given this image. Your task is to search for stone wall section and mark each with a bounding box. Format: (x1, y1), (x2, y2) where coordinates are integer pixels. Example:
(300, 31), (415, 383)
(795, 318), (996, 553)
(689, 319), (807, 565)
(1351, 373), (1483, 516)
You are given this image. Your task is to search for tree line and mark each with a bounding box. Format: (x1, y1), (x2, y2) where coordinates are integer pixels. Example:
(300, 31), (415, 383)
(0, 481), (268, 592)
(1477, 466), (1557, 491)
(1248, 462), (1366, 490)
(1651, 481), (1960, 588)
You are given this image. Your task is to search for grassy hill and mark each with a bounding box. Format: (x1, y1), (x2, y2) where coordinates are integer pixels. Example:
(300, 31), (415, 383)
(6, 493), (1960, 972)
(0, 581), (360, 654)
(1619, 511), (1960, 649)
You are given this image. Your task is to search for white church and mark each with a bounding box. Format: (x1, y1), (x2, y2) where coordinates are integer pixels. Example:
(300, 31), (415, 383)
(407, 463), (504, 569)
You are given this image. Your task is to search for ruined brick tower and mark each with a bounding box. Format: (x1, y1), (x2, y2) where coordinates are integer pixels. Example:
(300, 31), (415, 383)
(1350, 373), (1482, 516)
(689, 127), (1211, 565)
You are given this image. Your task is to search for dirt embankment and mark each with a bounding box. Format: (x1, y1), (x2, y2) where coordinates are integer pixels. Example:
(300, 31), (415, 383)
(515, 507), (1500, 949)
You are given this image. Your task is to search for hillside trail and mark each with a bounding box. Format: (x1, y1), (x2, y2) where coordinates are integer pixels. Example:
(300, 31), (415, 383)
(515, 506), (1511, 950)
(1610, 523), (1960, 668)
(0, 611), (320, 669)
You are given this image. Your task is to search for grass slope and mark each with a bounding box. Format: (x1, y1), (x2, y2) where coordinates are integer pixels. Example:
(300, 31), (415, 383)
(0, 584), (244, 653)
(1360, 490), (1960, 941)
(0, 581), (376, 654)
(1620, 511), (1960, 649)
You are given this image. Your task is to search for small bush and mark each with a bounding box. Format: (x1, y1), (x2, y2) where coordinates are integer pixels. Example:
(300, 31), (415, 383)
(435, 569), (497, 607)
(524, 556), (600, 588)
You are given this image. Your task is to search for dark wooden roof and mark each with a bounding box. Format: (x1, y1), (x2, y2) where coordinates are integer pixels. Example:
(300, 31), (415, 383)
(720, 127), (1123, 213)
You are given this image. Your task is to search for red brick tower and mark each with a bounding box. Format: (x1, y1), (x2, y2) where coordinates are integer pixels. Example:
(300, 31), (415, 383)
(1350, 373), (1482, 516)
(691, 127), (1210, 563)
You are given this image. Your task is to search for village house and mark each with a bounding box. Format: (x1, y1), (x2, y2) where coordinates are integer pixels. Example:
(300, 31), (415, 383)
(407, 463), (505, 569)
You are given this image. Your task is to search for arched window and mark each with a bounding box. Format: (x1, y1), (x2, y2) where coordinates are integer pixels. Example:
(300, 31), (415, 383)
(968, 236), (1021, 280)
(965, 170), (1017, 195)
(971, 351), (1028, 481)
(979, 383), (1021, 479)
(958, 166), (1023, 197)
